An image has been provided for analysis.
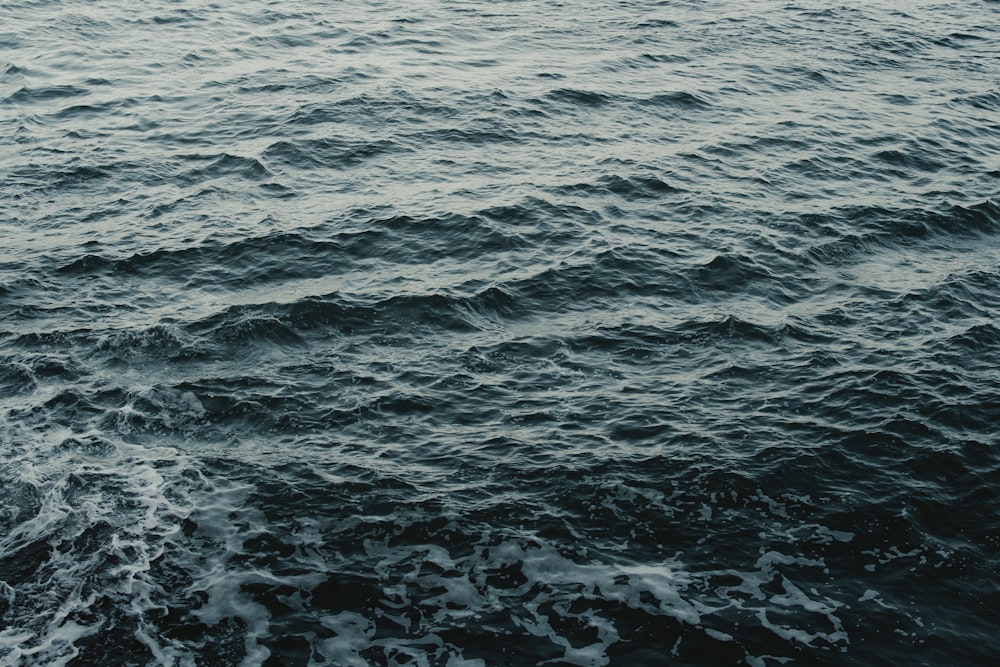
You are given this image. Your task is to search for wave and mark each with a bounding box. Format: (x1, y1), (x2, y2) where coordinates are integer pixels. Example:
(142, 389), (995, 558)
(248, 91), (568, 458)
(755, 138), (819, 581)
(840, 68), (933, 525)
(2, 85), (90, 104)
(262, 137), (404, 169)
(4, 0), (1000, 664)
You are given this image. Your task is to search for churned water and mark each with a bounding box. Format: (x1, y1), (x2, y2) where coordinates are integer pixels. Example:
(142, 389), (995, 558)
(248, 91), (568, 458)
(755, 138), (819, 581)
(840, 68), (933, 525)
(1, 0), (999, 665)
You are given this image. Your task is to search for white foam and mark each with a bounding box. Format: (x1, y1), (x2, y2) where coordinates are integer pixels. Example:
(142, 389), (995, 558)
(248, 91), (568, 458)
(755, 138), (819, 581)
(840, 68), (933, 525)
(134, 626), (190, 667)
(446, 657), (485, 667)
(0, 408), (294, 666)
(704, 628), (733, 642)
(349, 514), (876, 665)
(858, 589), (896, 610)
(315, 612), (374, 667)
(0, 414), (887, 666)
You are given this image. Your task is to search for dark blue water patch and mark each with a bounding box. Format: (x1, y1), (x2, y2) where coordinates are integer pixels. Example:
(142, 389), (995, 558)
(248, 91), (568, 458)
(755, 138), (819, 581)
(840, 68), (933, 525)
(543, 87), (617, 108)
(285, 91), (460, 128)
(934, 199), (1000, 234)
(368, 290), (510, 334)
(131, 8), (203, 26)
(796, 201), (1000, 269)
(0, 359), (36, 395)
(953, 89), (1000, 111)
(358, 212), (532, 257)
(183, 304), (306, 347)
(477, 195), (604, 229)
(893, 270), (1000, 322)
(45, 216), (548, 289)
(780, 151), (882, 188)
(235, 68), (356, 95)
(635, 52), (691, 65)
(8, 154), (270, 205)
(503, 252), (689, 308)
(2, 84), (90, 104)
(48, 98), (138, 120)
(701, 132), (816, 162)
(631, 90), (715, 115)
(21, 163), (112, 189)
(872, 147), (947, 173)
(177, 287), (523, 349)
(634, 18), (680, 29)
(406, 122), (527, 147)
(0, 536), (51, 585)
(127, 378), (324, 435)
(234, 70), (371, 99)
(175, 152), (272, 184)
(944, 321), (1000, 357)
(51, 229), (397, 285)
(694, 252), (776, 292)
(245, 32), (319, 49)
(56, 253), (119, 275)
(142, 188), (221, 219)
(550, 173), (687, 200)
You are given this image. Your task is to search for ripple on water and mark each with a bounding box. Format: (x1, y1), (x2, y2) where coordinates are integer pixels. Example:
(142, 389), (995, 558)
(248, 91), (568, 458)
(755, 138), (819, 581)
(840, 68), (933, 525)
(1, 0), (999, 665)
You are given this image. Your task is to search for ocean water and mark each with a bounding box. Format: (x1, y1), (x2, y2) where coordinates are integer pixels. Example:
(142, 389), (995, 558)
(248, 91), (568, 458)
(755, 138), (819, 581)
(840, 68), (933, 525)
(1, 0), (999, 665)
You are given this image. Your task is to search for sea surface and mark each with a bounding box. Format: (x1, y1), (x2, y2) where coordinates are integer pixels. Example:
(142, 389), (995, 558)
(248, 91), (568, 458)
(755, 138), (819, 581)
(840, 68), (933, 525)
(1, 1), (999, 665)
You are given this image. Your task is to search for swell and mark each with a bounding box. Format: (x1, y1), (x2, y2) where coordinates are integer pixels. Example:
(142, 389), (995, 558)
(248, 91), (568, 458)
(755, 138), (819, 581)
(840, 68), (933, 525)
(51, 215), (528, 286)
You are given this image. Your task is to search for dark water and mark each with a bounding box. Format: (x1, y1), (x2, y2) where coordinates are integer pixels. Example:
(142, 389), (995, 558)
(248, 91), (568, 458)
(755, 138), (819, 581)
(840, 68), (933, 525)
(2, 0), (999, 665)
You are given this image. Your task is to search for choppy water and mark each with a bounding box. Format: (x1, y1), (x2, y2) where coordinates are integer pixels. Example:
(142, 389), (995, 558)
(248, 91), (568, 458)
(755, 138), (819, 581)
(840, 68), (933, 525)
(2, 0), (999, 665)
